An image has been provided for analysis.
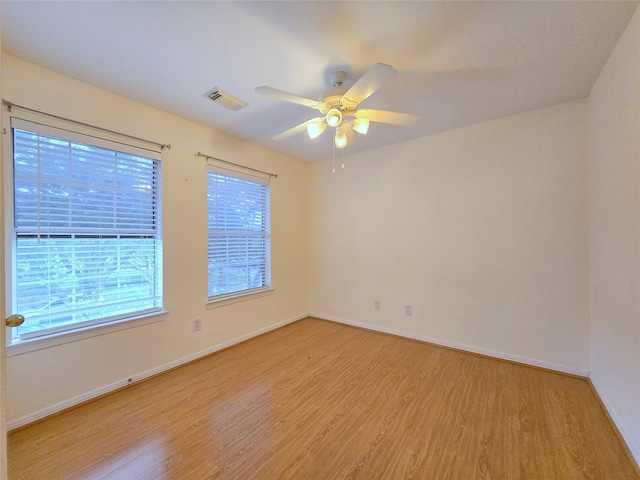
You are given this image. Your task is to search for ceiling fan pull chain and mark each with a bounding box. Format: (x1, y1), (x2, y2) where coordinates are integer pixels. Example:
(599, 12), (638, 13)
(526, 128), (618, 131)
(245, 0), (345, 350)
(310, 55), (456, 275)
(332, 142), (336, 174)
(341, 148), (345, 170)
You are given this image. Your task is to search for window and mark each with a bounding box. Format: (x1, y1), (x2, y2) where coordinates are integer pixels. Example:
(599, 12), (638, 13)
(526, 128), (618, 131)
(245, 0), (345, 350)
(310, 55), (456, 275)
(207, 166), (270, 301)
(8, 118), (163, 344)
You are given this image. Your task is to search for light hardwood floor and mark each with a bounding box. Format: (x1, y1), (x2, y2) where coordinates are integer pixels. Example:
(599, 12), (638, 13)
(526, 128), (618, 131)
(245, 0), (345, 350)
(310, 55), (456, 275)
(8, 318), (640, 479)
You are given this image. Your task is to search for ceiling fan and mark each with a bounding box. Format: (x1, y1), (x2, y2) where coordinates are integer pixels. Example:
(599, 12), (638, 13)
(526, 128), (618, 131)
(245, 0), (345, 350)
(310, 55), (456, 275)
(255, 63), (418, 150)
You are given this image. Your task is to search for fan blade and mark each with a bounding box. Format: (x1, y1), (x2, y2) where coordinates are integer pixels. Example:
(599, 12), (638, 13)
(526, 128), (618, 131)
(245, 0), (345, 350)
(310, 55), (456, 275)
(355, 109), (419, 126)
(341, 63), (398, 109)
(255, 86), (322, 110)
(272, 117), (325, 141)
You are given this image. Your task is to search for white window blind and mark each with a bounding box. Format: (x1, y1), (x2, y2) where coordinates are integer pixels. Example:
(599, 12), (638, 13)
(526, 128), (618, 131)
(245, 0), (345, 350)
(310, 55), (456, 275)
(10, 118), (163, 341)
(207, 166), (270, 300)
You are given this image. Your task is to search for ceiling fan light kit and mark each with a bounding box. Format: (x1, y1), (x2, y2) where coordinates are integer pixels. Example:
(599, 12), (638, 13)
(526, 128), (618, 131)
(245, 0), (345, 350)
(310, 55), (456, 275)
(255, 63), (418, 156)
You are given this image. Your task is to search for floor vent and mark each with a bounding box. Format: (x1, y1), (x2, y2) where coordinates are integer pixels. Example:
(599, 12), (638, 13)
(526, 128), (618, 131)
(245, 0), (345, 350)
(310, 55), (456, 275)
(203, 87), (248, 111)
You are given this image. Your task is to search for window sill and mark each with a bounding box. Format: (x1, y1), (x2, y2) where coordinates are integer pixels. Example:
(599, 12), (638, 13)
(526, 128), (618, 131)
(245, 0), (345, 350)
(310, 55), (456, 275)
(206, 288), (274, 309)
(6, 310), (168, 356)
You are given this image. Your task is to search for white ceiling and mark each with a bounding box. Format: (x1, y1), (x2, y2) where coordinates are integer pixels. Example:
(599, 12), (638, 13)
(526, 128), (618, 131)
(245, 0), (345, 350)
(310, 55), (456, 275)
(2, 1), (638, 163)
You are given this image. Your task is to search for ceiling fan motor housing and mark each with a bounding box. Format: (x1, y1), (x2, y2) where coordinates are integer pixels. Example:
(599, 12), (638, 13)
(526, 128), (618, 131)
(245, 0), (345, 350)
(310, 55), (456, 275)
(321, 94), (347, 108)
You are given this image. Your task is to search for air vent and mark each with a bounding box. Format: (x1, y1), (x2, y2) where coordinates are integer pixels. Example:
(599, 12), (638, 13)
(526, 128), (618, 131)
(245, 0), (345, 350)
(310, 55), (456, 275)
(203, 87), (248, 111)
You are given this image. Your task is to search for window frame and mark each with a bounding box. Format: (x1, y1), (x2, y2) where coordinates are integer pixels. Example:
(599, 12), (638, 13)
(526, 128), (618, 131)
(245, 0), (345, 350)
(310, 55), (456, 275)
(4, 112), (166, 355)
(206, 165), (272, 305)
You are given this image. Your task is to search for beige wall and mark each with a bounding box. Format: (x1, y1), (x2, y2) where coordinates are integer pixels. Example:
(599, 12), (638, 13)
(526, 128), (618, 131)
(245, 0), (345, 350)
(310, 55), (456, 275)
(588, 5), (640, 462)
(309, 99), (591, 375)
(0, 7), (7, 478)
(2, 55), (309, 425)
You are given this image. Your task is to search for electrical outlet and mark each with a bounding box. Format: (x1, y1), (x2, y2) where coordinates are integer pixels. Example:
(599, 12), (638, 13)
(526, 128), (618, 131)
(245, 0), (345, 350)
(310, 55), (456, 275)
(374, 300), (381, 310)
(193, 318), (201, 332)
(404, 305), (413, 316)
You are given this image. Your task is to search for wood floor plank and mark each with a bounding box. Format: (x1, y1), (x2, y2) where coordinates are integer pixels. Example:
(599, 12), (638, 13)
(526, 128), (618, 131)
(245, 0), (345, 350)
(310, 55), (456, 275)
(8, 318), (640, 479)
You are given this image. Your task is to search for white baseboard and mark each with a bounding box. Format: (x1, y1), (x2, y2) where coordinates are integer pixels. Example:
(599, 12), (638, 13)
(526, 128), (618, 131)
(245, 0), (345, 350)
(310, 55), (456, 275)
(8, 312), (308, 431)
(590, 373), (640, 467)
(309, 312), (590, 377)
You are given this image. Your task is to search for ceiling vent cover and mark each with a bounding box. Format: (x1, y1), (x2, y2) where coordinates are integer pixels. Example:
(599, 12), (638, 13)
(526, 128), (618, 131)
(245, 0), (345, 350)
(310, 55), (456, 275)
(203, 87), (248, 111)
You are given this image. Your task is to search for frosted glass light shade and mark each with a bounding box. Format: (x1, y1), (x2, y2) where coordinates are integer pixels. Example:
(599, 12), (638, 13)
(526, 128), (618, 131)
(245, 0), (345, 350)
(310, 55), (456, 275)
(334, 128), (347, 149)
(326, 109), (343, 127)
(307, 121), (327, 139)
(352, 118), (370, 135)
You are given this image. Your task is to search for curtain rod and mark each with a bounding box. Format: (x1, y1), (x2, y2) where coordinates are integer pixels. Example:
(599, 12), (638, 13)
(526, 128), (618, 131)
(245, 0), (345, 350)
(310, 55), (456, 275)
(196, 151), (278, 178)
(3, 100), (171, 151)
